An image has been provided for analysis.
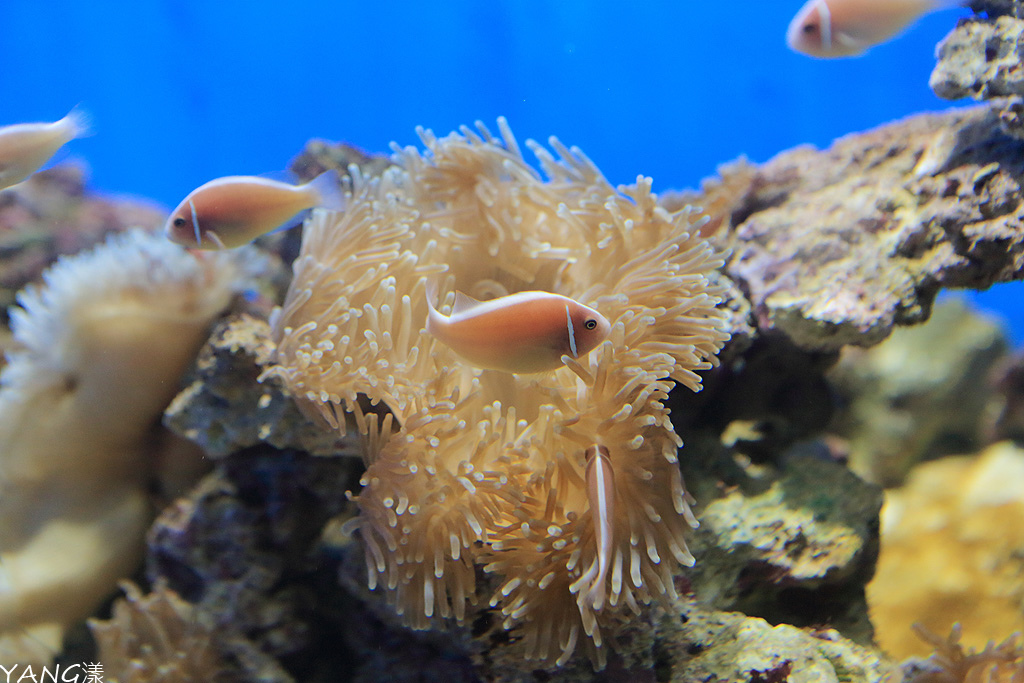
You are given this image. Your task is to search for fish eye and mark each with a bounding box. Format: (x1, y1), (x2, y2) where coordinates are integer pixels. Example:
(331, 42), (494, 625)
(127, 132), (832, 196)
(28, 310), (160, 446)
(173, 217), (187, 227)
(802, 23), (818, 34)
(584, 319), (598, 330)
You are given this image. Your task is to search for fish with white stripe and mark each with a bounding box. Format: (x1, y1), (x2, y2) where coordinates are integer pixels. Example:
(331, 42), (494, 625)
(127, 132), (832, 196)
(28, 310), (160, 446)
(425, 287), (611, 374)
(787, 0), (963, 58)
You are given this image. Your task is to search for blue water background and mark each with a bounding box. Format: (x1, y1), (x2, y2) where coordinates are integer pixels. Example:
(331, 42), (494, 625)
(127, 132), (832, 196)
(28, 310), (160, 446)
(2, 1), (1018, 341)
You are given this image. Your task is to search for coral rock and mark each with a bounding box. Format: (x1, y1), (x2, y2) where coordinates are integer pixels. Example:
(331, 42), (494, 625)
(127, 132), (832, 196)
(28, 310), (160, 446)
(692, 104), (1024, 351)
(869, 441), (1024, 659)
(829, 298), (1008, 486)
(688, 455), (882, 644)
(165, 314), (356, 459)
(659, 600), (892, 683)
(932, 16), (1024, 102)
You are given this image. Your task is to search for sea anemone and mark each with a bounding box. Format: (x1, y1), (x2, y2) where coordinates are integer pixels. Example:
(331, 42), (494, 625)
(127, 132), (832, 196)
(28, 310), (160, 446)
(89, 581), (231, 682)
(263, 119), (730, 667)
(0, 229), (249, 662)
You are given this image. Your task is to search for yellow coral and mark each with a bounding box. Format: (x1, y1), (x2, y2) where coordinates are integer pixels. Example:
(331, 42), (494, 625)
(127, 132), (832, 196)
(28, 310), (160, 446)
(263, 119), (730, 666)
(870, 442), (1024, 660)
(0, 230), (249, 663)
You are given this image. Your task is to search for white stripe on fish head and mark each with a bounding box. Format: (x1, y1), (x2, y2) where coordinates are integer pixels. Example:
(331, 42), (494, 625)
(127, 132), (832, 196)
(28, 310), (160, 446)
(818, 0), (833, 52)
(566, 304), (578, 358)
(188, 199), (201, 247)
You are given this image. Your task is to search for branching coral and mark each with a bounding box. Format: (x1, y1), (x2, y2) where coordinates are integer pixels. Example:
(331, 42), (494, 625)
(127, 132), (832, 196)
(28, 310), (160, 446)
(263, 119), (730, 667)
(901, 624), (1024, 683)
(0, 229), (249, 663)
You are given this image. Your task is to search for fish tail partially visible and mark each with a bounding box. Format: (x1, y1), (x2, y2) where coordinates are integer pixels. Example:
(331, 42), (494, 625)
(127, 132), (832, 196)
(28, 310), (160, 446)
(424, 278), (443, 334)
(305, 169), (346, 212)
(61, 105), (94, 140)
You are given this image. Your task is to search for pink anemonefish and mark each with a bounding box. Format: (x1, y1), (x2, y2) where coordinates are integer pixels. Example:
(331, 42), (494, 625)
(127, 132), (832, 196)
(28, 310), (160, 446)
(0, 108), (92, 191)
(425, 288), (611, 374)
(787, 0), (963, 58)
(165, 171), (342, 250)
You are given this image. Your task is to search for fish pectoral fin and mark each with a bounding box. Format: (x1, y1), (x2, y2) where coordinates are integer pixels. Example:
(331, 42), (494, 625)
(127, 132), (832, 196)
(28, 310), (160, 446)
(207, 230), (227, 249)
(452, 290), (485, 315)
(834, 30), (868, 50)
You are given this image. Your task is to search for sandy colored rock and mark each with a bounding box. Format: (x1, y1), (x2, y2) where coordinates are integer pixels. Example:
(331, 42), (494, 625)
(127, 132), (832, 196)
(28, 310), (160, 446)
(869, 441), (1024, 660)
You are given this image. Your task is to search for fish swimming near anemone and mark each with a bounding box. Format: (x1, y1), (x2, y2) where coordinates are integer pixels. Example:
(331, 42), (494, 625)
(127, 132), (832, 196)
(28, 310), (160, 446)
(787, 0), (963, 58)
(165, 170), (342, 249)
(425, 287), (611, 374)
(0, 108), (92, 191)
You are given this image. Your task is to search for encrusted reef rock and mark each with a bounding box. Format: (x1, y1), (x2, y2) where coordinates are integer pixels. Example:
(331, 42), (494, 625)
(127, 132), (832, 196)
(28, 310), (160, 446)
(931, 0), (1024, 139)
(688, 456), (882, 645)
(688, 104), (1024, 352)
(146, 446), (360, 682)
(165, 315), (356, 459)
(659, 601), (890, 683)
(932, 16), (1024, 102)
(829, 298), (1009, 486)
(0, 165), (163, 324)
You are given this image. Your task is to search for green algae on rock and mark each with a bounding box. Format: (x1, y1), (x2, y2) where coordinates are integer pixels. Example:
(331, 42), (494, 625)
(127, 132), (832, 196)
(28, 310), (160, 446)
(829, 299), (1008, 486)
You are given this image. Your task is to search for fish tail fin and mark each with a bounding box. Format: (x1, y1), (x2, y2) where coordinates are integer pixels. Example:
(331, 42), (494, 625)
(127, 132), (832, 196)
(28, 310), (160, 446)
(425, 278), (440, 312)
(424, 278), (444, 333)
(62, 105), (94, 139)
(305, 169), (346, 212)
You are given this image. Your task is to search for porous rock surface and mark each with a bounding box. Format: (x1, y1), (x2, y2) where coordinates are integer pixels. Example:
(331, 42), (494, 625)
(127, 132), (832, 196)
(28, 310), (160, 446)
(164, 315), (355, 459)
(701, 104), (1024, 352)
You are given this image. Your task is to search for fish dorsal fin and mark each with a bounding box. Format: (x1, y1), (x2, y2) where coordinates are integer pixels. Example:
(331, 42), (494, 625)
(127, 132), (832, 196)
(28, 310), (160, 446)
(452, 290), (484, 315)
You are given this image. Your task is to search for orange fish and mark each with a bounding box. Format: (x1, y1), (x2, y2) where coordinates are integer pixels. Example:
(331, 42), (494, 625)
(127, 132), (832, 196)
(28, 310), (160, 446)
(165, 171), (342, 250)
(426, 288), (611, 374)
(787, 0), (962, 58)
(0, 109), (92, 191)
